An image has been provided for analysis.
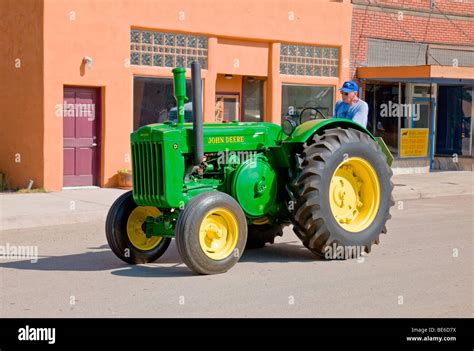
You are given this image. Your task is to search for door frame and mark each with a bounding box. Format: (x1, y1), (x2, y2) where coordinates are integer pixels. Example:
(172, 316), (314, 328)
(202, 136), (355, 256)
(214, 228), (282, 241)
(404, 83), (437, 168)
(63, 86), (102, 187)
(241, 76), (266, 122)
(410, 96), (436, 169)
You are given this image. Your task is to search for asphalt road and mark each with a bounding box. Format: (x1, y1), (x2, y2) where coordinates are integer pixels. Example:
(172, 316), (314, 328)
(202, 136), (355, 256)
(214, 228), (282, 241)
(1, 195), (472, 317)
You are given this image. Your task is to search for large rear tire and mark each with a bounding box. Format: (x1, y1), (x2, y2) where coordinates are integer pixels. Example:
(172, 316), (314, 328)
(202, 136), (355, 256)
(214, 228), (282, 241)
(290, 127), (394, 258)
(105, 191), (171, 264)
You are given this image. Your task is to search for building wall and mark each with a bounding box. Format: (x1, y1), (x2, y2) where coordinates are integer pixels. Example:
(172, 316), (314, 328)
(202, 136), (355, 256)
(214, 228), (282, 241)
(351, 0), (474, 78)
(216, 75), (243, 95)
(362, 0), (474, 15)
(3, 0), (353, 191)
(0, 0), (45, 190)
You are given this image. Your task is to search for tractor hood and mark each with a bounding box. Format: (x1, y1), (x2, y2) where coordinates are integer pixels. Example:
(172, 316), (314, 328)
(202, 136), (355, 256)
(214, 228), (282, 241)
(131, 121), (285, 153)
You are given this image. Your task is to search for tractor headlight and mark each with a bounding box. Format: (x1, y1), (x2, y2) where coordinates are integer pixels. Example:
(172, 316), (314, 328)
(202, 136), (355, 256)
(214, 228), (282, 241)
(282, 117), (297, 136)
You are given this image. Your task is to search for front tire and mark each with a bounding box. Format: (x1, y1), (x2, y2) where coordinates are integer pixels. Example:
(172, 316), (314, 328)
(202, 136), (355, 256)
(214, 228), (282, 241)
(175, 191), (248, 275)
(291, 127), (394, 258)
(105, 191), (171, 264)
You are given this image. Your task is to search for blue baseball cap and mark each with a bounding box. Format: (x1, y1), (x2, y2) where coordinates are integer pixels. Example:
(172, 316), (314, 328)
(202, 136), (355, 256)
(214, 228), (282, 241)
(339, 80), (358, 93)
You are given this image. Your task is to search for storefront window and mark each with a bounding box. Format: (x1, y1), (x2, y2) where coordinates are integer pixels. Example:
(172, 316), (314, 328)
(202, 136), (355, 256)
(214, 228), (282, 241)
(365, 83), (406, 156)
(281, 84), (334, 122)
(243, 77), (264, 122)
(463, 86), (473, 156)
(133, 77), (192, 130)
(436, 85), (473, 156)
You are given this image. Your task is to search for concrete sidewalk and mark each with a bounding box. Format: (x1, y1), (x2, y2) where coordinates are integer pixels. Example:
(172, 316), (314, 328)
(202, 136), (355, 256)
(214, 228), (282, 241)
(391, 171), (473, 201)
(0, 188), (127, 231)
(1, 171), (472, 231)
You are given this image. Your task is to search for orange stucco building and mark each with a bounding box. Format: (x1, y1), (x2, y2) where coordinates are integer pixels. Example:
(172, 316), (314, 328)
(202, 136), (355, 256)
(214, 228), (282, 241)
(1, 0), (352, 191)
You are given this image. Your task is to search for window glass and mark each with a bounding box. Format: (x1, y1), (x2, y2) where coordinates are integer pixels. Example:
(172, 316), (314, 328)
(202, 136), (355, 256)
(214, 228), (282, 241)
(436, 85), (473, 156)
(463, 86), (473, 156)
(365, 83), (405, 156)
(133, 77), (192, 130)
(243, 77), (264, 122)
(130, 30), (208, 69)
(280, 44), (339, 77)
(281, 85), (334, 122)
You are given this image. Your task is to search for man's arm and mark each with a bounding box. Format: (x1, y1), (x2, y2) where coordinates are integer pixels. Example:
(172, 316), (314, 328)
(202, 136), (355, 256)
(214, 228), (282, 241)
(333, 99), (343, 118)
(352, 102), (368, 128)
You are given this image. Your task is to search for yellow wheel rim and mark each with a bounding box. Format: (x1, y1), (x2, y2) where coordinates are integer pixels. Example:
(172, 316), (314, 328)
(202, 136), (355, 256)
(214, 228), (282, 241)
(126, 207), (163, 251)
(329, 157), (380, 233)
(199, 207), (239, 260)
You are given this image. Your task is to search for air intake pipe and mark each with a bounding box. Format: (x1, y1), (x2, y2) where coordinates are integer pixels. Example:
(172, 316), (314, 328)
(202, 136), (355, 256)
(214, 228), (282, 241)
(171, 67), (187, 125)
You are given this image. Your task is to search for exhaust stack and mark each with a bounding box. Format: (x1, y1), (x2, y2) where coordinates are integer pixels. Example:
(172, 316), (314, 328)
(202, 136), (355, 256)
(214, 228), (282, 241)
(191, 61), (204, 165)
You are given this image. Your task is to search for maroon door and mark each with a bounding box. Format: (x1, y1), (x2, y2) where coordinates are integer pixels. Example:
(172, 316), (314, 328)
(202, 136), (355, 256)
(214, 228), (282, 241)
(63, 87), (100, 187)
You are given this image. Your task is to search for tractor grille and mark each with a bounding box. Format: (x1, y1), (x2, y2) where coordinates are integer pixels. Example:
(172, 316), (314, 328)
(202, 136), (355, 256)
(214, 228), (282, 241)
(131, 141), (164, 204)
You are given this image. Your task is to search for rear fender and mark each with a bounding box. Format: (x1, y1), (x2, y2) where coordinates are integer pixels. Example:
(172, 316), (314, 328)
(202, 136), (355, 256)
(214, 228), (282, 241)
(284, 118), (393, 166)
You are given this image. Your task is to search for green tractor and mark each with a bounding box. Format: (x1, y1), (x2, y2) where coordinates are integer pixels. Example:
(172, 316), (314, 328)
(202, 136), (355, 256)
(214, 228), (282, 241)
(106, 62), (394, 275)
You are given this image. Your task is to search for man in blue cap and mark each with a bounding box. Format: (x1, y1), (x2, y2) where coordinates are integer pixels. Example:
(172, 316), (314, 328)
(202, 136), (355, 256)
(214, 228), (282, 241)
(334, 80), (368, 128)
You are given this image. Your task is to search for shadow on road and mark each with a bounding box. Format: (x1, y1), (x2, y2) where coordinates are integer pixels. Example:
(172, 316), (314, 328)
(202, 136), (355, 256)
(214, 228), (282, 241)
(241, 240), (326, 263)
(0, 240), (325, 278)
(110, 264), (195, 278)
(0, 250), (125, 272)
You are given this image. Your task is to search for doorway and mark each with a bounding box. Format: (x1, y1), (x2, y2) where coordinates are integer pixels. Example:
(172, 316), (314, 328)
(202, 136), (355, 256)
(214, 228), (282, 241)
(215, 93), (240, 122)
(63, 87), (101, 187)
(436, 85), (473, 157)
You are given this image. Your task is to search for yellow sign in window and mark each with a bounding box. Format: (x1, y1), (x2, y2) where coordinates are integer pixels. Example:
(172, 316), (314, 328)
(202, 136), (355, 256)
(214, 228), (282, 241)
(400, 128), (429, 157)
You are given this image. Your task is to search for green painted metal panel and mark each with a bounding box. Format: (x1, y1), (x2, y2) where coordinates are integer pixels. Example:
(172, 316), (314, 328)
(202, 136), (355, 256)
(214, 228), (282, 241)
(231, 155), (278, 218)
(285, 118), (377, 144)
(375, 137), (394, 166)
(172, 67), (187, 125)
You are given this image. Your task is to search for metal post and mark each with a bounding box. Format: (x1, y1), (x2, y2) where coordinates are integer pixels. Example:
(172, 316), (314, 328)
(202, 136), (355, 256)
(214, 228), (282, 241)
(397, 81), (401, 158)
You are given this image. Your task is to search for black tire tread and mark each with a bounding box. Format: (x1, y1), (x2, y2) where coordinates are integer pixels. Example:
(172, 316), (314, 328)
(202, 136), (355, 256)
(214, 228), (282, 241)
(291, 127), (394, 257)
(175, 191), (248, 275)
(105, 191), (171, 264)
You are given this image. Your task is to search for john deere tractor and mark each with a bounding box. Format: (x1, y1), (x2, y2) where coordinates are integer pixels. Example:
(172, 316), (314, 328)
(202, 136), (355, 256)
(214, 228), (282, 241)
(106, 62), (394, 275)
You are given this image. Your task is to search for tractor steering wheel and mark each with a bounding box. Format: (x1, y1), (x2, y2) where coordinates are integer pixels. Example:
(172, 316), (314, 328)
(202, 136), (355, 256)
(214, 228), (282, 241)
(299, 107), (327, 125)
